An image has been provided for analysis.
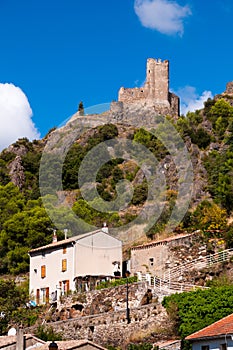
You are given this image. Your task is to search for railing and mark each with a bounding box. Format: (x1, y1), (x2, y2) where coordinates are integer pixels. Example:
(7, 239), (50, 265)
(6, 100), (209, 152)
(163, 248), (233, 282)
(137, 248), (233, 296)
(151, 276), (209, 295)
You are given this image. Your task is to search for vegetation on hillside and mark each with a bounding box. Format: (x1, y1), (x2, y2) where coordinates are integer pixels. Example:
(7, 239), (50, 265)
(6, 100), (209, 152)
(1, 93), (233, 342)
(163, 284), (233, 347)
(0, 279), (40, 334)
(1, 96), (233, 274)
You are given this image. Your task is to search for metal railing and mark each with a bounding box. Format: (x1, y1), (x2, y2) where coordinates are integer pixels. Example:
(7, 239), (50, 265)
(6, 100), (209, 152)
(137, 248), (233, 296)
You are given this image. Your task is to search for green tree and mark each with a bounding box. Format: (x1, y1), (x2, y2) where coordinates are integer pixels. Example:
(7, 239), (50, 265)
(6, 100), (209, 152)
(0, 279), (29, 334)
(162, 286), (233, 340)
(78, 101), (84, 116)
(34, 325), (63, 341)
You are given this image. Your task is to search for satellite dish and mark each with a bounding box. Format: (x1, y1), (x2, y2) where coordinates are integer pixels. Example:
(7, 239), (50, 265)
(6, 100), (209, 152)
(8, 327), (17, 336)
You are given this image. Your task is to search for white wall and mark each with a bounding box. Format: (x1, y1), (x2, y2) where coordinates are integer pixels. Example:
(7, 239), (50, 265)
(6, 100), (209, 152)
(29, 231), (122, 304)
(75, 231), (122, 276)
(192, 337), (233, 350)
(29, 243), (75, 302)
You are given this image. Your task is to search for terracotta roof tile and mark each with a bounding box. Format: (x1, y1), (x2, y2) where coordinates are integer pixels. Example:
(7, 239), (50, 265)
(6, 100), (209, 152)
(42, 340), (107, 350)
(186, 313), (233, 340)
(0, 336), (106, 350)
(0, 334), (45, 348)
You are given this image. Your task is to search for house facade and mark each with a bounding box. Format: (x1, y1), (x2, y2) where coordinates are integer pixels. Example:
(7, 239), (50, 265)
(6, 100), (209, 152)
(29, 228), (122, 304)
(130, 233), (195, 278)
(186, 313), (233, 350)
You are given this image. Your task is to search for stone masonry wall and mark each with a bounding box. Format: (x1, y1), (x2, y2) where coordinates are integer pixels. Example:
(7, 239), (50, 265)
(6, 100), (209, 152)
(26, 303), (170, 349)
(130, 233), (206, 278)
(118, 58), (179, 118)
(25, 283), (172, 348)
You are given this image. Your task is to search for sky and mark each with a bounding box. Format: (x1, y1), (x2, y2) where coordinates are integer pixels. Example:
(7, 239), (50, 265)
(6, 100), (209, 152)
(0, 0), (233, 150)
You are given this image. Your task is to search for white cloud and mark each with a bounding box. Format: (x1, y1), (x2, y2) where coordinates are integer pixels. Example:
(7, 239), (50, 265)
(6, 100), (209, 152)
(177, 86), (213, 115)
(134, 0), (192, 36)
(0, 83), (40, 151)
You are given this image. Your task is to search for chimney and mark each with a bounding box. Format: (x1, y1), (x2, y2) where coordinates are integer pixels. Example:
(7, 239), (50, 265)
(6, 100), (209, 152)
(16, 328), (25, 350)
(52, 230), (57, 243)
(102, 222), (108, 233)
(64, 229), (68, 240)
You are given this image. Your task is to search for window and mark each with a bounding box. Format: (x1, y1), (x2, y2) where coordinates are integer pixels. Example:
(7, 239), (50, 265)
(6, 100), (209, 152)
(149, 258), (154, 266)
(41, 265), (46, 278)
(62, 259), (67, 272)
(201, 346), (209, 350)
(63, 246), (67, 254)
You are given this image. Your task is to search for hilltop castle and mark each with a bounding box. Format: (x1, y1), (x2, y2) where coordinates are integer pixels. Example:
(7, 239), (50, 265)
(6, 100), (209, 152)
(114, 58), (180, 118)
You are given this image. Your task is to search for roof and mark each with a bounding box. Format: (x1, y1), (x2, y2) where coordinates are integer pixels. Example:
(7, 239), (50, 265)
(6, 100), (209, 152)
(29, 228), (121, 254)
(153, 339), (181, 349)
(186, 313), (233, 341)
(0, 334), (45, 349)
(0, 335), (107, 350)
(42, 340), (107, 350)
(131, 233), (193, 251)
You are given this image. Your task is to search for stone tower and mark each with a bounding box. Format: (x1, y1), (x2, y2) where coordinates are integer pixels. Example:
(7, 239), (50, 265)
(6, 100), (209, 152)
(144, 58), (169, 102)
(117, 58), (179, 117)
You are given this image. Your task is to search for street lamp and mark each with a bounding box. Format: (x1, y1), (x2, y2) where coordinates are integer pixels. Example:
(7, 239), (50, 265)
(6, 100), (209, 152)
(125, 270), (131, 324)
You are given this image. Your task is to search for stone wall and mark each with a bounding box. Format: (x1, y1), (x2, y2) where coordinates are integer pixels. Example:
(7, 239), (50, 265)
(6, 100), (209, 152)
(225, 81), (233, 94)
(130, 233), (207, 277)
(117, 58), (179, 118)
(26, 303), (170, 348)
(25, 283), (172, 348)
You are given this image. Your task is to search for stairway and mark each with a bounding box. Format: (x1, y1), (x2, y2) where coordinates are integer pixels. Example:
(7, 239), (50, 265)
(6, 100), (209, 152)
(137, 248), (233, 296)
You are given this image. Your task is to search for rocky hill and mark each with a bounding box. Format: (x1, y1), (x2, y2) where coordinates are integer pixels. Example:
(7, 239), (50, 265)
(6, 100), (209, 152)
(1, 81), (233, 274)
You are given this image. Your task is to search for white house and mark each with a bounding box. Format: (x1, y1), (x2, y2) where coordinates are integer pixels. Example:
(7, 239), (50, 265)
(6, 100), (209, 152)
(29, 227), (122, 304)
(186, 313), (233, 350)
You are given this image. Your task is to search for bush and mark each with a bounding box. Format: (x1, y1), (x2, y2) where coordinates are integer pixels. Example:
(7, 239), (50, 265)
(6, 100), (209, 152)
(34, 325), (63, 341)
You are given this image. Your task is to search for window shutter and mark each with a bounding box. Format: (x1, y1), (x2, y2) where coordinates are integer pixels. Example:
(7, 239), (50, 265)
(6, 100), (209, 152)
(41, 265), (46, 278)
(46, 287), (49, 303)
(66, 280), (70, 292)
(62, 259), (67, 272)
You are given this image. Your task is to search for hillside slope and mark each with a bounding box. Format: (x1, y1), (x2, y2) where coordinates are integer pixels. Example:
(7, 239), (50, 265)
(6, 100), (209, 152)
(1, 82), (233, 273)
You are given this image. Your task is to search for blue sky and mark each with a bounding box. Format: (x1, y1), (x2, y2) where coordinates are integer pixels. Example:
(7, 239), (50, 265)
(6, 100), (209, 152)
(0, 0), (233, 150)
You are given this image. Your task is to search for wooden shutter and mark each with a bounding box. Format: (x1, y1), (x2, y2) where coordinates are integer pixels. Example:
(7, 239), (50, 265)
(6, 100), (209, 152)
(41, 265), (46, 278)
(62, 259), (67, 272)
(36, 289), (40, 305)
(65, 280), (70, 293)
(46, 287), (49, 303)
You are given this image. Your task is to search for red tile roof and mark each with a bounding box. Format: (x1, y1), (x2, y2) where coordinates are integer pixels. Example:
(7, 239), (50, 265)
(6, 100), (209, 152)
(186, 313), (233, 340)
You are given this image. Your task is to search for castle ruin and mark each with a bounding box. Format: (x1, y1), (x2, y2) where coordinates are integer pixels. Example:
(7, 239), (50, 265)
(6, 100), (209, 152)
(117, 58), (180, 118)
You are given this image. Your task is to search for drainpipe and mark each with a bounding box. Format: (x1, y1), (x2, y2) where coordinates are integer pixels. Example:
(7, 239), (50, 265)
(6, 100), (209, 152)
(72, 242), (76, 290)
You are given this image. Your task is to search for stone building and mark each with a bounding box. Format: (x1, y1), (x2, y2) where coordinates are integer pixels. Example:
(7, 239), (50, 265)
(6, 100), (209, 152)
(130, 233), (197, 278)
(117, 58), (180, 118)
